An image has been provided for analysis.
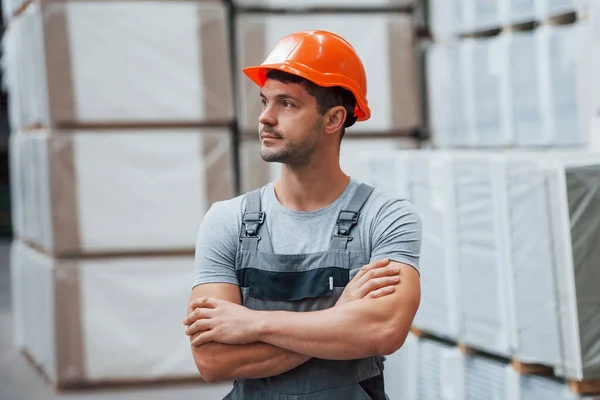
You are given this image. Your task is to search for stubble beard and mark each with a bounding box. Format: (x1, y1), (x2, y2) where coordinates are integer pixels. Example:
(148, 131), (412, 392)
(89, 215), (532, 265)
(260, 118), (324, 167)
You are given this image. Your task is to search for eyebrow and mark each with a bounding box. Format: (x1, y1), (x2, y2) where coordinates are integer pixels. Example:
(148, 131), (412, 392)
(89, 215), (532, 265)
(260, 91), (302, 103)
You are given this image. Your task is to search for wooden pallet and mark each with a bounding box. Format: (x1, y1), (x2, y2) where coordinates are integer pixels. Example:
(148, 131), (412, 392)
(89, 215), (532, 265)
(567, 378), (600, 395)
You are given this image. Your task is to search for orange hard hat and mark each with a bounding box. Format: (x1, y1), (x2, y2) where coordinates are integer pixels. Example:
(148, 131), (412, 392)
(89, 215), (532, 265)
(242, 30), (371, 122)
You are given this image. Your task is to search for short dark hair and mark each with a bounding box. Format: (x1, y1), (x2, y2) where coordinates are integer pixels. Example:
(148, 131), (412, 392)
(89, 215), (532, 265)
(265, 70), (358, 140)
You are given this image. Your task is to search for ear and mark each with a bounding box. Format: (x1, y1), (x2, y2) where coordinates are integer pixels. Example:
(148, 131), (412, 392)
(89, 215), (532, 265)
(323, 106), (347, 137)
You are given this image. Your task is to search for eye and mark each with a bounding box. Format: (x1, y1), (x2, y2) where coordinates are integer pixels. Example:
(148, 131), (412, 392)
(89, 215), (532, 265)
(261, 99), (268, 107)
(283, 101), (294, 108)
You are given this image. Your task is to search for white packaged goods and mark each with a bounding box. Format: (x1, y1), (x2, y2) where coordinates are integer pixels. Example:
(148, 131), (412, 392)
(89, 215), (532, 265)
(418, 338), (465, 400)
(535, 0), (576, 19)
(546, 157), (600, 380)
(1, 1), (233, 129)
(463, 0), (502, 32)
(10, 240), (199, 386)
(232, 0), (413, 7)
(502, 0), (536, 25)
(236, 13), (421, 135)
(1, 0), (26, 21)
(383, 333), (419, 400)
(462, 36), (512, 147)
(9, 128), (234, 257)
(506, 31), (546, 146)
(427, 43), (470, 147)
(430, 0), (464, 39)
(464, 354), (508, 400)
(452, 154), (513, 357)
(406, 152), (462, 341)
(538, 23), (587, 146)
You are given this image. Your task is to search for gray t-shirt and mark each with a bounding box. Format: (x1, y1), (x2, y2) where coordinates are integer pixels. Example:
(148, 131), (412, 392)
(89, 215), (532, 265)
(193, 179), (422, 288)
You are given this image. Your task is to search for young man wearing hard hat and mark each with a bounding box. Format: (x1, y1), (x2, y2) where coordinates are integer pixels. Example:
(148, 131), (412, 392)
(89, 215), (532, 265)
(184, 30), (422, 399)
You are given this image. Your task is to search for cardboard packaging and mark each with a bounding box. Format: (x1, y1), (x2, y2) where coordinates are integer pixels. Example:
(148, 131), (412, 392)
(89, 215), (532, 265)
(10, 240), (199, 387)
(1, 0), (233, 129)
(235, 12), (421, 135)
(10, 128), (234, 257)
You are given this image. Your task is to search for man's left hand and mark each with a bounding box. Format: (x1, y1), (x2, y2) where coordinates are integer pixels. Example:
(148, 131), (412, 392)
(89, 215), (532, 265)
(184, 297), (259, 347)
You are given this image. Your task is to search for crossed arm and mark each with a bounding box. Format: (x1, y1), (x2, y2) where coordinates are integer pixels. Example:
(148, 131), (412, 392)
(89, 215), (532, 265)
(185, 261), (420, 383)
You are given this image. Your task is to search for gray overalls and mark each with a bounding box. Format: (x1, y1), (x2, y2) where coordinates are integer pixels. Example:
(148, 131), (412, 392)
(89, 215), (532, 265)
(224, 183), (388, 400)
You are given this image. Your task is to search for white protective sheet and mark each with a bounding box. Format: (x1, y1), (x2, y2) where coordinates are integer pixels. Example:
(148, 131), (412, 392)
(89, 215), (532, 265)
(464, 354), (508, 400)
(235, 13), (421, 135)
(427, 42), (470, 147)
(546, 157), (600, 380)
(1, 0), (232, 129)
(503, 0), (536, 25)
(417, 338), (465, 400)
(430, 0), (464, 39)
(9, 128), (234, 257)
(535, 0), (577, 19)
(462, 36), (512, 147)
(453, 153), (513, 357)
(463, 0), (502, 32)
(406, 152), (462, 341)
(10, 240), (199, 386)
(232, 0), (413, 7)
(383, 333), (419, 400)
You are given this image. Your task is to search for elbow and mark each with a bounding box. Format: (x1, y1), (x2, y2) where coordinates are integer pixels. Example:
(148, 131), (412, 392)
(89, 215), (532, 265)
(376, 323), (411, 356)
(195, 360), (225, 383)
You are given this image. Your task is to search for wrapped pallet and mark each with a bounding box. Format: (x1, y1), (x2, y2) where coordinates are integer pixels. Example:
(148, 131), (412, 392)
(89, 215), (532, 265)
(10, 240), (200, 387)
(503, 0), (536, 25)
(463, 0), (502, 32)
(453, 153), (514, 357)
(506, 369), (595, 400)
(232, 0), (414, 8)
(382, 333), (419, 400)
(537, 23), (587, 146)
(464, 353), (509, 400)
(426, 42), (469, 147)
(406, 152), (462, 342)
(506, 31), (546, 147)
(535, 0), (576, 20)
(1, 0), (233, 130)
(462, 36), (512, 147)
(417, 337), (465, 400)
(235, 12), (421, 135)
(545, 157), (600, 381)
(9, 128), (234, 257)
(429, 0), (464, 40)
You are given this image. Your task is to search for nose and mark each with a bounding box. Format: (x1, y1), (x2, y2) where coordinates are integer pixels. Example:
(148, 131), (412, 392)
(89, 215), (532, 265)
(259, 102), (277, 126)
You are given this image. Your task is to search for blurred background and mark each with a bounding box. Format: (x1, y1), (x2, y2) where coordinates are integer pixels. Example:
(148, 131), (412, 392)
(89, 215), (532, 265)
(1, 0), (599, 399)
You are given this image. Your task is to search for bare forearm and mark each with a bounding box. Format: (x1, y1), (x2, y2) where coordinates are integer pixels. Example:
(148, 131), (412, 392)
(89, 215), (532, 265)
(255, 298), (406, 360)
(192, 341), (310, 382)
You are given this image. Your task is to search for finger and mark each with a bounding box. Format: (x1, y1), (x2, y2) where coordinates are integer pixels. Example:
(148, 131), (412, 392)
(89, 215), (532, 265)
(356, 263), (399, 288)
(354, 258), (390, 281)
(366, 285), (395, 299)
(358, 275), (400, 298)
(186, 318), (212, 336)
(184, 306), (215, 327)
(191, 331), (215, 347)
(189, 296), (219, 309)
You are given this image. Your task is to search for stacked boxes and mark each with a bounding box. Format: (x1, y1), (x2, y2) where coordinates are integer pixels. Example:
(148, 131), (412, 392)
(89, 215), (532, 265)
(236, 2), (423, 191)
(3, 0), (236, 388)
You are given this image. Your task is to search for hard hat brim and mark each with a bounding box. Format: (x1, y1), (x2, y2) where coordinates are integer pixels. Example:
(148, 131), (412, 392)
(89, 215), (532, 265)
(243, 63), (371, 122)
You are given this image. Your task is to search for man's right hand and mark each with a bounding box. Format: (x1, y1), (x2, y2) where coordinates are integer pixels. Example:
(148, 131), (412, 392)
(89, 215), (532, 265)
(336, 258), (401, 306)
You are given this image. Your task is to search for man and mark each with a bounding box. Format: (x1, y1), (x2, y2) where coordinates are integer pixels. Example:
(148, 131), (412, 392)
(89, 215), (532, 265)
(184, 30), (422, 399)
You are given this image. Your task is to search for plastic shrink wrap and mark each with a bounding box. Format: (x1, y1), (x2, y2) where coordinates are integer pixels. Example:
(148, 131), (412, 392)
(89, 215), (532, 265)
(417, 338), (465, 400)
(464, 353), (508, 400)
(462, 36), (512, 147)
(405, 152), (462, 342)
(463, 0), (502, 32)
(453, 153), (514, 357)
(232, 0), (414, 8)
(503, 0), (536, 25)
(535, 0), (576, 19)
(545, 156), (600, 381)
(10, 240), (199, 387)
(235, 12), (421, 135)
(383, 333), (419, 400)
(429, 0), (463, 39)
(0, 0), (233, 130)
(9, 128), (234, 257)
(426, 42), (469, 147)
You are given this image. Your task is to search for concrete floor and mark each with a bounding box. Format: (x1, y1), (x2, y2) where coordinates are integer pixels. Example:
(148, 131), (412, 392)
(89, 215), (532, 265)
(0, 240), (234, 400)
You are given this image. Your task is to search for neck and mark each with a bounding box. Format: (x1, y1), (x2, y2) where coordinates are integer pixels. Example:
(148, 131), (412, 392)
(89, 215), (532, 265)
(273, 157), (350, 212)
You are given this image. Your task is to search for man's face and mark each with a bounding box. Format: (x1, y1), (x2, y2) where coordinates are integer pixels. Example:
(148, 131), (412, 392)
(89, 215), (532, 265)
(258, 78), (324, 166)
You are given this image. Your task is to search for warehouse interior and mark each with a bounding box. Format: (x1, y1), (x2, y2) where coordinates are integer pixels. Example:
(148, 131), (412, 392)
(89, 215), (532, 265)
(1, 0), (600, 399)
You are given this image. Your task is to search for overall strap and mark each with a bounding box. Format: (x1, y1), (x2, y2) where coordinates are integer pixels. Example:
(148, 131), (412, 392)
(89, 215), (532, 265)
(240, 188), (273, 252)
(330, 183), (375, 251)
